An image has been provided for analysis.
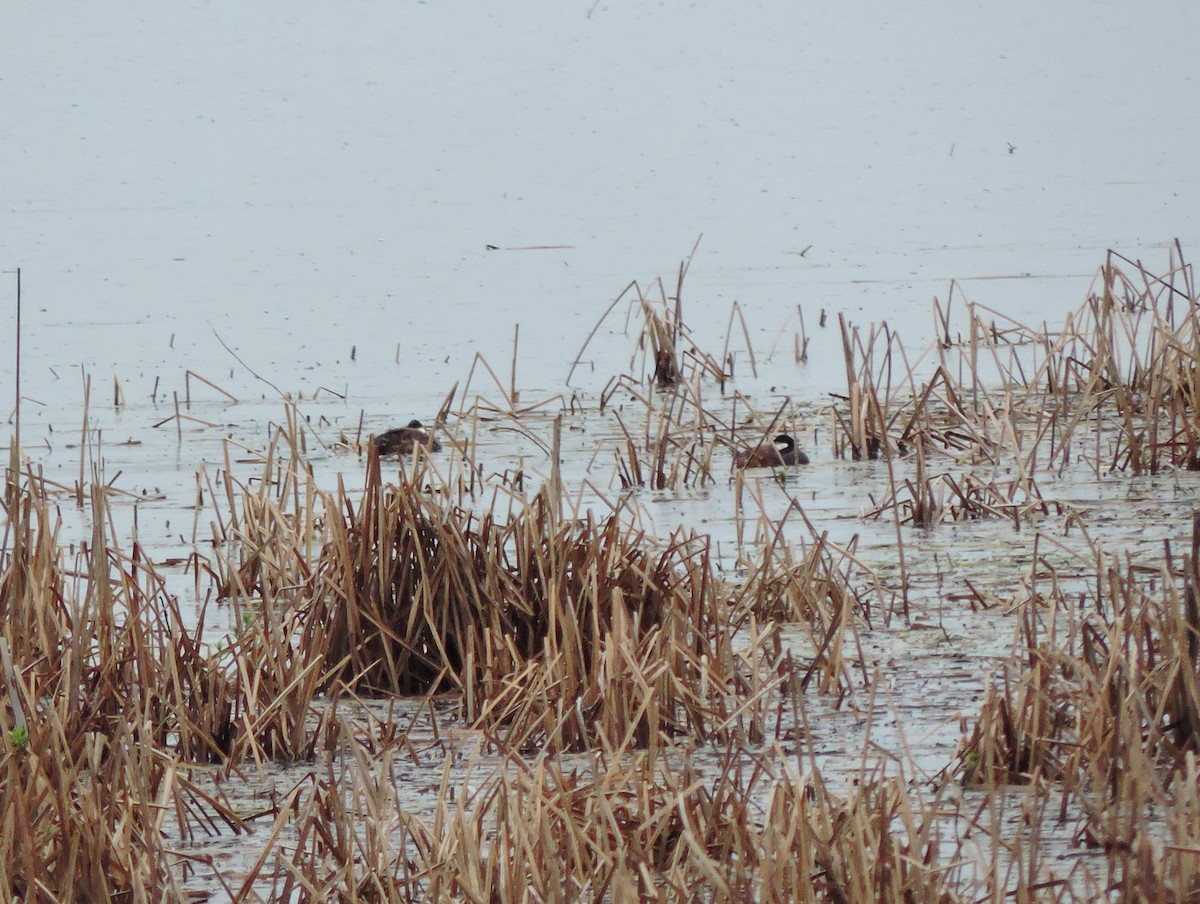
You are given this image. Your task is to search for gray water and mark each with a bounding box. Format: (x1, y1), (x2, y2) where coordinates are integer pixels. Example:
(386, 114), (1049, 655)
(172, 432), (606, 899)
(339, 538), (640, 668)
(4, 0), (1197, 415)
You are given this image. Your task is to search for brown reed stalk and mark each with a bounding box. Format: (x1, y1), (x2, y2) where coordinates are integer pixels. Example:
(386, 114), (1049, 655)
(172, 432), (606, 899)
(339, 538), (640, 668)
(77, 369), (90, 505)
(275, 732), (972, 903)
(955, 652), (1069, 787)
(731, 501), (877, 693)
(0, 473), (249, 900)
(271, 443), (780, 753)
(721, 299), (758, 380)
(184, 369), (240, 405)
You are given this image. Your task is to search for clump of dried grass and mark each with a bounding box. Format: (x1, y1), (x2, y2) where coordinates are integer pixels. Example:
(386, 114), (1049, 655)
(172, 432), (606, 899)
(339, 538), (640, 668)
(832, 314), (900, 462)
(0, 471), (247, 900)
(293, 446), (783, 753)
(0, 675), (191, 902)
(270, 735), (969, 904)
(569, 245), (728, 392)
(604, 376), (721, 490)
(949, 508), (1200, 898)
(954, 645), (1072, 787)
(571, 251), (753, 490)
(829, 246), (1200, 486)
(1035, 247), (1200, 475)
(729, 500), (887, 697)
(865, 464), (1064, 527)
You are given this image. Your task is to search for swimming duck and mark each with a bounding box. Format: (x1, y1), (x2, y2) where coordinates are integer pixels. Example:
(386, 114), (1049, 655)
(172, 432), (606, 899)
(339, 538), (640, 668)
(375, 420), (442, 456)
(734, 433), (809, 469)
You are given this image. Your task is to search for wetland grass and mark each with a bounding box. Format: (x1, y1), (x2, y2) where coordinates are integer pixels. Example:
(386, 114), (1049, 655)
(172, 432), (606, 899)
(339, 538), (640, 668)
(605, 373), (721, 490)
(291, 444), (783, 753)
(9, 247), (1200, 899)
(730, 493), (884, 695)
(947, 507), (1200, 898)
(270, 732), (970, 903)
(577, 253), (740, 489)
(0, 470), (247, 901)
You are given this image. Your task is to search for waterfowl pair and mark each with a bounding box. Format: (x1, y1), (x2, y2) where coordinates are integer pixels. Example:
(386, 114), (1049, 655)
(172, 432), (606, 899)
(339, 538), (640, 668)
(734, 433), (809, 469)
(375, 420), (442, 456)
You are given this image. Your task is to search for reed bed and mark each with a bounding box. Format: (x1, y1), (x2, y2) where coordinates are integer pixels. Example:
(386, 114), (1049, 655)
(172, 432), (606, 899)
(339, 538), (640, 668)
(728, 499), (888, 696)
(281, 446), (784, 753)
(0, 470), (247, 901)
(605, 376), (722, 491)
(2, 438), (336, 774)
(956, 513), (1200, 780)
(863, 462), (1067, 527)
(569, 243), (727, 393)
(832, 314), (909, 463)
(9, 246), (1200, 899)
(576, 254), (757, 490)
(828, 247), (1198, 475)
(266, 733), (971, 904)
(250, 244), (1200, 901)
(946, 507), (1200, 899)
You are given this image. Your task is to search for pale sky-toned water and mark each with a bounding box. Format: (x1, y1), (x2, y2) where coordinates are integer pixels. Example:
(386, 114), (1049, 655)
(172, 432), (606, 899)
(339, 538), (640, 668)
(3, 0), (1197, 417)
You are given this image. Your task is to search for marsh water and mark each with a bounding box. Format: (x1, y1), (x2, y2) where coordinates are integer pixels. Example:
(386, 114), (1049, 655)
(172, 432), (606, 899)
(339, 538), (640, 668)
(4, 0), (1200, 898)
(6, 0), (1199, 408)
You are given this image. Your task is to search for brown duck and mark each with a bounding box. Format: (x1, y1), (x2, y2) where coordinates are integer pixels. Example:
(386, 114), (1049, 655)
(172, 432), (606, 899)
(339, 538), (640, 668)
(375, 420), (442, 456)
(734, 433), (809, 469)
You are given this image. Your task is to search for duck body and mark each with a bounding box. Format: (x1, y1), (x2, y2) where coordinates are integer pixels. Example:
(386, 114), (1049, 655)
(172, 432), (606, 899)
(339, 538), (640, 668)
(734, 434), (809, 469)
(375, 419), (442, 456)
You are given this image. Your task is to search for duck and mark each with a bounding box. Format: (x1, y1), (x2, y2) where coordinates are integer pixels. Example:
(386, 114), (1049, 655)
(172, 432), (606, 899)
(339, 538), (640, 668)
(375, 419), (442, 457)
(734, 433), (809, 469)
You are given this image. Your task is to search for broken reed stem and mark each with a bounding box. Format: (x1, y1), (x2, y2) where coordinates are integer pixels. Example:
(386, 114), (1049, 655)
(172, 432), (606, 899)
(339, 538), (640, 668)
(838, 313), (862, 456)
(721, 300), (759, 379)
(1187, 510), (1200, 668)
(13, 268), (19, 460)
(550, 413), (563, 523)
(7, 268), (20, 509)
(212, 326), (285, 398)
(77, 369), (90, 506)
(185, 370), (239, 404)
(567, 278), (639, 386)
(510, 323), (520, 406)
(797, 302), (809, 363)
(0, 638), (26, 732)
(459, 352), (517, 415)
(881, 435), (910, 624)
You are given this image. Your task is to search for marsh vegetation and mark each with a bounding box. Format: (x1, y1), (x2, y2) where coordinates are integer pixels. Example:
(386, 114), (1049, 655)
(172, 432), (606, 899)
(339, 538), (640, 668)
(4, 247), (1200, 901)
